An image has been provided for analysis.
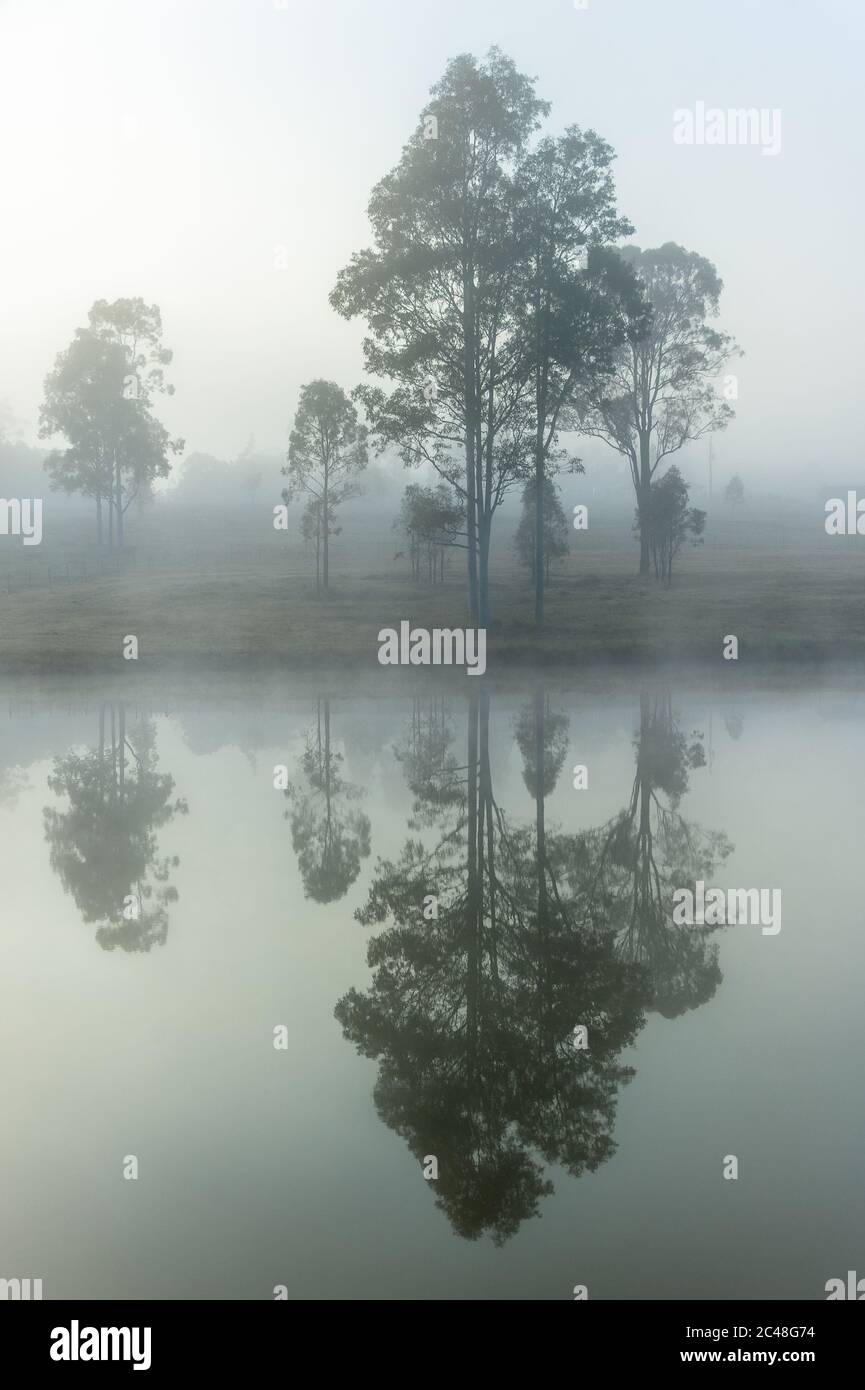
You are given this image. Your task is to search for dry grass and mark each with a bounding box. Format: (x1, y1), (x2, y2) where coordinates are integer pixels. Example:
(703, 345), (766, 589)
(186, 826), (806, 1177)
(1, 526), (863, 672)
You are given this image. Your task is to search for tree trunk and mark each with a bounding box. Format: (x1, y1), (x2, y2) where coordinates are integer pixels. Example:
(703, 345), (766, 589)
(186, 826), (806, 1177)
(535, 688), (547, 912)
(96, 494), (103, 546)
(463, 268), (480, 623)
(478, 515), (491, 627)
(110, 705), (117, 798)
(638, 432), (651, 576)
(534, 451), (544, 629)
(534, 300), (547, 629)
(115, 456), (124, 551)
(118, 704), (125, 802)
(322, 475), (329, 592)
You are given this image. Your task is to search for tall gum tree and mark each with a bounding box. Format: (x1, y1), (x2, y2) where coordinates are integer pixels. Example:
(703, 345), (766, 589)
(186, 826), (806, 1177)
(330, 48), (548, 626)
(510, 129), (646, 627)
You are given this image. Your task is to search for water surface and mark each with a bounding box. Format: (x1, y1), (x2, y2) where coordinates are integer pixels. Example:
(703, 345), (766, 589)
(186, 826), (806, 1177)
(1, 674), (862, 1299)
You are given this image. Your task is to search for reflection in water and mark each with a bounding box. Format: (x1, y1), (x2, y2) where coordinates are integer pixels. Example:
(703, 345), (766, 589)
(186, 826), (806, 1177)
(0, 761), (28, 808)
(393, 695), (463, 830)
(572, 691), (733, 1017)
(42, 702), (188, 951)
(284, 696), (371, 903)
(725, 711), (745, 740)
(5, 681), (862, 1296)
(337, 687), (733, 1242)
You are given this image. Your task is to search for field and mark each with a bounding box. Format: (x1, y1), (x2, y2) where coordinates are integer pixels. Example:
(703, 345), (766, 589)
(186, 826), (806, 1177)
(0, 493), (862, 673)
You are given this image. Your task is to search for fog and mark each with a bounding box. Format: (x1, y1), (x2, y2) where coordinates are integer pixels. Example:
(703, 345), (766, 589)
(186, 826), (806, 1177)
(1, 0), (863, 1325)
(2, 0), (863, 491)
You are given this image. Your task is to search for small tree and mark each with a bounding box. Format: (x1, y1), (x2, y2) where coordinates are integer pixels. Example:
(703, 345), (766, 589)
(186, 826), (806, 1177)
(574, 243), (740, 577)
(640, 466), (705, 584)
(513, 479), (569, 583)
(724, 475), (744, 506)
(282, 380), (367, 593)
(40, 299), (182, 548)
(396, 483), (463, 584)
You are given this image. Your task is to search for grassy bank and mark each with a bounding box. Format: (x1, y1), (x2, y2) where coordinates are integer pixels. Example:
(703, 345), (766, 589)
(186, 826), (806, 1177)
(1, 539), (863, 672)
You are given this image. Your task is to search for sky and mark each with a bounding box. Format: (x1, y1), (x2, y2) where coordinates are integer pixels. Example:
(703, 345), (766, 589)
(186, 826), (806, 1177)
(0, 0), (862, 488)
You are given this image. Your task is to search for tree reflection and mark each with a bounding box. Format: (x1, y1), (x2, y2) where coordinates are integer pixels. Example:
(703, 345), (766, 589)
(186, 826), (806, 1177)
(337, 689), (650, 1243)
(43, 704), (188, 951)
(392, 695), (464, 830)
(570, 690), (732, 1016)
(284, 697), (371, 902)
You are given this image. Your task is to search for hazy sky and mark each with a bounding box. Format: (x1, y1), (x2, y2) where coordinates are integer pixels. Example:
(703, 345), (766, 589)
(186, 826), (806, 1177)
(1, 0), (861, 485)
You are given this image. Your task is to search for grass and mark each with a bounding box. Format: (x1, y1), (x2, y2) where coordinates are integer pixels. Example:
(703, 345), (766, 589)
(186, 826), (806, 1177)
(1, 498), (863, 672)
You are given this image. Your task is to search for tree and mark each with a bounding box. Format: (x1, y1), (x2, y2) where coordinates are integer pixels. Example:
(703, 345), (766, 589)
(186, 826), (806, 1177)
(396, 482), (463, 583)
(724, 474), (744, 506)
(331, 48), (549, 625)
(513, 478), (569, 583)
(41, 332), (124, 545)
(510, 130), (644, 626)
(282, 380), (367, 593)
(640, 465), (706, 583)
(40, 299), (182, 547)
(573, 243), (740, 576)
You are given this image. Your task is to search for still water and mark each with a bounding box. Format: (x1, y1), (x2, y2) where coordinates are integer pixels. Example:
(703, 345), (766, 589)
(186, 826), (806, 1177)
(1, 674), (862, 1300)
